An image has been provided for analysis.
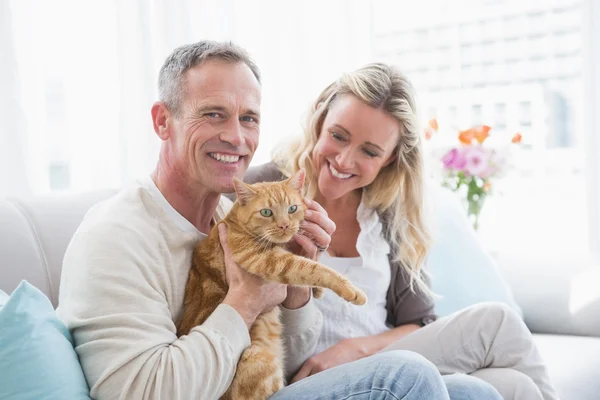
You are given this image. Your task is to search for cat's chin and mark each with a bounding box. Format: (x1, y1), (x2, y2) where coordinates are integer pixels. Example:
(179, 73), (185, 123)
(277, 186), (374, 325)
(267, 233), (295, 244)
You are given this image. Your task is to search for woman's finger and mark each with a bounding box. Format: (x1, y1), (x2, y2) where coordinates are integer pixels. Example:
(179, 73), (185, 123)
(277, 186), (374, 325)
(292, 233), (318, 259)
(304, 198), (327, 215)
(291, 360), (313, 384)
(303, 208), (336, 235)
(300, 222), (331, 249)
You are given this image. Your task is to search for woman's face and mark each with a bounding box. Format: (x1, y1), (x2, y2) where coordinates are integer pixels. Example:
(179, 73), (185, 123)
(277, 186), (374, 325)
(312, 94), (401, 201)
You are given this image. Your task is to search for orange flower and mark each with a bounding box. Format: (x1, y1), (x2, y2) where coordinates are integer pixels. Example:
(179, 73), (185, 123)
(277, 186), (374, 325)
(474, 125), (492, 144)
(483, 182), (492, 192)
(512, 132), (523, 144)
(425, 128), (433, 140)
(428, 118), (439, 131)
(458, 128), (475, 145)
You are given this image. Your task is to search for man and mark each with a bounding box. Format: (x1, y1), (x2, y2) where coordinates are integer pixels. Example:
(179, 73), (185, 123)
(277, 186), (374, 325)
(57, 40), (449, 400)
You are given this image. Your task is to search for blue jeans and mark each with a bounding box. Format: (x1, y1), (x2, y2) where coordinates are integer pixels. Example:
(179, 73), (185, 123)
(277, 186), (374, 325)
(270, 350), (502, 400)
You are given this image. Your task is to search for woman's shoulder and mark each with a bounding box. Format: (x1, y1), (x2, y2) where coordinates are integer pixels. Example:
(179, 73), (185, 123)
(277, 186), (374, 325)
(244, 161), (288, 184)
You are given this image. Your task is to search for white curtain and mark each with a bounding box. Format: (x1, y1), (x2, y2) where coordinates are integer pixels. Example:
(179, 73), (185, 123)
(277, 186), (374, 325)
(0, 0), (31, 197)
(2, 0), (373, 196)
(583, 0), (600, 260)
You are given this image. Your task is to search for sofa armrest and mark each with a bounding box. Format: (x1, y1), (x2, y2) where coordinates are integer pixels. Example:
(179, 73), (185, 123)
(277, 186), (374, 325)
(498, 254), (600, 337)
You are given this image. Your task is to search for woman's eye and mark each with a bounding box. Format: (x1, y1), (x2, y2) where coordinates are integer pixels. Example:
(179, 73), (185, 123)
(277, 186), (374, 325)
(363, 149), (378, 158)
(331, 132), (346, 142)
(288, 205), (298, 214)
(260, 209), (273, 217)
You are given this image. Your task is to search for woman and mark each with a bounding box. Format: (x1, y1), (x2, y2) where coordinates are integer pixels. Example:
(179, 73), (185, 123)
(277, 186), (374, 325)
(244, 63), (559, 400)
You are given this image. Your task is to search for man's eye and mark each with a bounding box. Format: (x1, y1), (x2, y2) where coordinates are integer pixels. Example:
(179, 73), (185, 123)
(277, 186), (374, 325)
(206, 112), (222, 118)
(241, 116), (257, 123)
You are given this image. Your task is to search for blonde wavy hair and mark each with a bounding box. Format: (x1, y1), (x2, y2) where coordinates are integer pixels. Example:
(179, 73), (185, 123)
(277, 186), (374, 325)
(273, 62), (432, 293)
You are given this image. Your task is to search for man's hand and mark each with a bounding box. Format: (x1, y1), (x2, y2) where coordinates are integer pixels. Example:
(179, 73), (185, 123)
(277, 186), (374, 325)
(283, 198), (336, 309)
(220, 224), (287, 329)
(291, 338), (369, 383)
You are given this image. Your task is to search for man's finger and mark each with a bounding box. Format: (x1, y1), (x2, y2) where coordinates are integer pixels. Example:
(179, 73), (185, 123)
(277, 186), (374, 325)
(218, 223), (232, 259)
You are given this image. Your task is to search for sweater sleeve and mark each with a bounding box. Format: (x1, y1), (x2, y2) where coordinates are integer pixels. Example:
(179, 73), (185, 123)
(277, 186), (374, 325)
(57, 224), (250, 400)
(386, 257), (438, 327)
(280, 293), (324, 381)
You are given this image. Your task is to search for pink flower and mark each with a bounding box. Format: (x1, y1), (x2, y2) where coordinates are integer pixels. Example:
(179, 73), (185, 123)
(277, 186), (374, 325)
(463, 146), (488, 177)
(442, 148), (467, 171)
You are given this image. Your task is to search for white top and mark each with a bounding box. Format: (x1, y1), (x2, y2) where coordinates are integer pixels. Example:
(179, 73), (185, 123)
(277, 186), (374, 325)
(314, 197), (392, 354)
(56, 176), (323, 400)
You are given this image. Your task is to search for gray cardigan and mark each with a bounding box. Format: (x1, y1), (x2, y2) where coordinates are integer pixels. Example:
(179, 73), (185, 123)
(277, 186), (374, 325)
(240, 162), (438, 328)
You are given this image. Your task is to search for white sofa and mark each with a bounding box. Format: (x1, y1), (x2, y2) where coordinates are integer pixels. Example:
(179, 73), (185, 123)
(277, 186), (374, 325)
(1, 190), (599, 400)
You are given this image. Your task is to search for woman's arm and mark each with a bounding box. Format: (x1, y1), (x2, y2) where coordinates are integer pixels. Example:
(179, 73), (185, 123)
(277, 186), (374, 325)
(290, 323), (420, 383)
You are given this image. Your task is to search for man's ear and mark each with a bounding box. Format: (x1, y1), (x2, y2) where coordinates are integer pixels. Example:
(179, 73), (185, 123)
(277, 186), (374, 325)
(233, 177), (257, 205)
(151, 102), (171, 140)
(287, 168), (306, 193)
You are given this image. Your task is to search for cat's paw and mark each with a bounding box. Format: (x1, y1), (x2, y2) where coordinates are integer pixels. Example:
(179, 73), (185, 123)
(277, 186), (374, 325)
(350, 287), (367, 306)
(340, 285), (367, 305)
(312, 287), (325, 299)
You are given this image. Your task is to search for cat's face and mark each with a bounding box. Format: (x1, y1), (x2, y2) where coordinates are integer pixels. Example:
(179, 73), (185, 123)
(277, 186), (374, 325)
(233, 169), (306, 244)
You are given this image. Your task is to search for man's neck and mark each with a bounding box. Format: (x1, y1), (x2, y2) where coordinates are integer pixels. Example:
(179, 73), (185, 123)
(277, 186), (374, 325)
(151, 166), (220, 235)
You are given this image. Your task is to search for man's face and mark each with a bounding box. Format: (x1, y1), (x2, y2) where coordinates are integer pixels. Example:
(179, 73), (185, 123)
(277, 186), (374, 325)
(167, 60), (261, 193)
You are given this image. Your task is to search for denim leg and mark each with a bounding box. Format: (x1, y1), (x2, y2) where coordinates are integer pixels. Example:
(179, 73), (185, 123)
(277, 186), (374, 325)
(443, 373), (503, 400)
(270, 350), (450, 400)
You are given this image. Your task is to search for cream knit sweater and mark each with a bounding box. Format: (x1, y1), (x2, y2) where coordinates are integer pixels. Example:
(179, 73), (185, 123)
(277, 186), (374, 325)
(57, 176), (323, 400)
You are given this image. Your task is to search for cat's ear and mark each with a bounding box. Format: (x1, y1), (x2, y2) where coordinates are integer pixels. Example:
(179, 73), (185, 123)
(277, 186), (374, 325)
(287, 168), (306, 193)
(233, 177), (257, 205)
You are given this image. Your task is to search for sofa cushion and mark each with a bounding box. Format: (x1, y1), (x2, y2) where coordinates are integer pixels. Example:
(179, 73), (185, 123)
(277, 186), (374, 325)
(0, 280), (91, 400)
(425, 184), (522, 317)
(0, 190), (115, 307)
(533, 333), (600, 400)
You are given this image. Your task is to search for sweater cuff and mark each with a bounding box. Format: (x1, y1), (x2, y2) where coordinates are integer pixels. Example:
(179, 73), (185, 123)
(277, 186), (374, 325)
(280, 293), (322, 335)
(202, 304), (251, 359)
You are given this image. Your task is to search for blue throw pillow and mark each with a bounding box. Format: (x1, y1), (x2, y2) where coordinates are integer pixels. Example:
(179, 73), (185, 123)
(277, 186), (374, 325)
(425, 184), (522, 318)
(0, 289), (8, 307)
(0, 280), (91, 400)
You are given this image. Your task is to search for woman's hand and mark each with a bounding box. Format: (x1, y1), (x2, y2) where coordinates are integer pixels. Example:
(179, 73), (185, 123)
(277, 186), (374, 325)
(290, 324), (422, 382)
(291, 338), (369, 383)
(289, 198), (336, 260)
(283, 198), (336, 309)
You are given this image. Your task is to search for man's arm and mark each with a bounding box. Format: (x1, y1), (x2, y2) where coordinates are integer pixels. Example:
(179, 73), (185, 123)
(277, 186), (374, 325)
(57, 226), (250, 400)
(280, 291), (324, 381)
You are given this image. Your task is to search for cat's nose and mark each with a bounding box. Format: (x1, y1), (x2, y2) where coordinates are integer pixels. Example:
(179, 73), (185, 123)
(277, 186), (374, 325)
(279, 223), (289, 231)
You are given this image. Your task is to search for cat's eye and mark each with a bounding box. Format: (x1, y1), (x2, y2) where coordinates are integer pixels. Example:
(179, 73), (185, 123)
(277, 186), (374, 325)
(260, 209), (273, 217)
(288, 205), (298, 214)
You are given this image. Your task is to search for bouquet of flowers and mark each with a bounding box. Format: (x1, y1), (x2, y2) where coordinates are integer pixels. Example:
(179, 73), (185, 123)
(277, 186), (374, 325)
(425, 119), (523, 230)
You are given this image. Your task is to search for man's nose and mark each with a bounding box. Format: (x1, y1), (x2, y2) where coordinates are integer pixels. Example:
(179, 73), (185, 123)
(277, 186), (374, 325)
(219, 119), (244, 147)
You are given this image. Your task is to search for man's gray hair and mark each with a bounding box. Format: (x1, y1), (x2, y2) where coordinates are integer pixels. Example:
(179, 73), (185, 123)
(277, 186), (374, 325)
(158, 40), (261, 116)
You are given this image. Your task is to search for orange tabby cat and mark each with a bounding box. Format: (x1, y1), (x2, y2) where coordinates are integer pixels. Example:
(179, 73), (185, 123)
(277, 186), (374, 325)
(176, 168), (367, 400)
